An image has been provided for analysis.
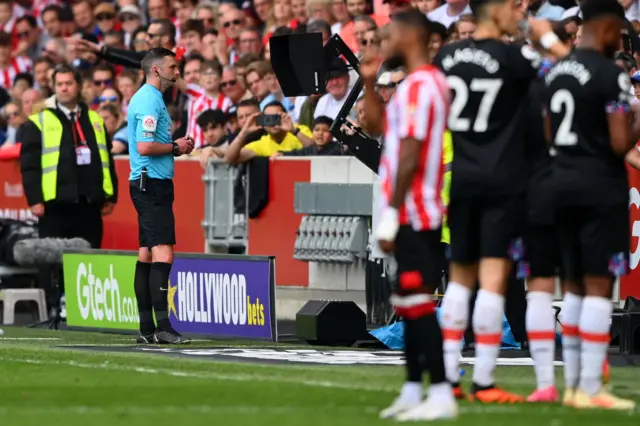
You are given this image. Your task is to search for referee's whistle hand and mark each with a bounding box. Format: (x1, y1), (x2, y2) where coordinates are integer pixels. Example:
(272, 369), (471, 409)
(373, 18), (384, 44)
(174, 136), (192, 154)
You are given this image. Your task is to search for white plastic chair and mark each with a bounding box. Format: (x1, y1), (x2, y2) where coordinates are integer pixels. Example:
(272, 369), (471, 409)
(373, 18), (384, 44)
(0, 289), (48, 325)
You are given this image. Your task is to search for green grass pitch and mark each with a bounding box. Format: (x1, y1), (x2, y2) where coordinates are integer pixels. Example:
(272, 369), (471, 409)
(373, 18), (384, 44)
(0, 327), (639, 425)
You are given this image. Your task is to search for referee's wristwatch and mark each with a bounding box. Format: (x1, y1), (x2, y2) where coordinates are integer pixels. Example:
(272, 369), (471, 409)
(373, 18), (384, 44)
(172, 142), (181, 157)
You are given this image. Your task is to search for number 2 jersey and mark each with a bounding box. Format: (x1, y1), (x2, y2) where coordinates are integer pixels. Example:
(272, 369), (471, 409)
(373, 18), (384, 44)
(544, 49), (633, 206)
(433, 39), (540, 199)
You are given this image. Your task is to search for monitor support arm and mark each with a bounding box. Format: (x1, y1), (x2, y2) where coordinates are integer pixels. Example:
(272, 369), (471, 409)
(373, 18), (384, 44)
(323, 35), (382, 174)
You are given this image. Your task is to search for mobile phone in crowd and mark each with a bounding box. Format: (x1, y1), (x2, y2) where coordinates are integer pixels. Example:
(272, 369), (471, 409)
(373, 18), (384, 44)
(256, 114), (281, 127)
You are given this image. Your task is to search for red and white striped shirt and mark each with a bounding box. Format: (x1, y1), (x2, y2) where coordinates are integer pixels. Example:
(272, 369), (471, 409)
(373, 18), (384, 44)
(0, 57), (33, 89)
(379, 65), (450, 231)
(187, 92), (232, 148)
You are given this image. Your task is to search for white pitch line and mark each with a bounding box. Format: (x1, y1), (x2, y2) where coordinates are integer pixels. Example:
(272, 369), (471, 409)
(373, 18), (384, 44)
(0, 405), (521, 416)
(0, 338), (61, 341)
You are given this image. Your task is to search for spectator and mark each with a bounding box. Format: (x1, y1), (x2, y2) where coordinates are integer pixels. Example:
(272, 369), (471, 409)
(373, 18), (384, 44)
(117, 72), (140, 110)
(21, 88), (43, 117)
(239, 28), (263, 56)
(359, 27), (379, 57)
(313, 58), (350, 120)
(563, 15), (582, 45)
(130, 26), (149, 52)
(15, 16), (46, 62)
(89, 64), (116, 109)
(194, 2), (219, 32)
(0, 100), (25, 148)
(245, 60), (278, 110)
(174, 0), (198, 29)
(224, 100), (314, 164)
(98, 87), (123, 110)
(339, 0), (388, 53)
(11, 73), (34, 102)
(307, 19), (332, 44)
(218, 7), (246, 65)
(273, 115), (345, 157)
(197, 109), (229, 167)
(429, 21), (448, 61)
(187, 60), (232, 148)
(72, 0), (98, 35)
(33, 58), (54, 93)
(427, 0), (471, 28)
(376, 68), (405, 103)
(291, 0), (309, 26)
(221, 65), (252, 106)
(352, 15), (378, 54)
(181, 19), (205, 54)
(331, 0), (350, 34)
(98, 103), (128, 154)
(413, 0), (442, 14)
(306, 0), (334, 25)
(235, 53), (261, 82)
(182, 55), (203, 84)
(631, 71), (640, 103)
(117, 5), (145, 47)
(41, 5), (64, 38)
(104, 30), (126, 49)
(253, 0), (273, 30)
(148, 0), (172, 20)
(0, 32), (32, 89)
(94, 3), (117, 36)
(529, 0), (565, 20)
(200, 29), (218, 60)
(0, 0), (13, 35)
(448, 13), (476, 41)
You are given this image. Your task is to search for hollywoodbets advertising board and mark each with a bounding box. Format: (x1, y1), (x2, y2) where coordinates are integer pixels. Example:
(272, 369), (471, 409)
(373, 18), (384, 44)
(63, 250), (277, 341)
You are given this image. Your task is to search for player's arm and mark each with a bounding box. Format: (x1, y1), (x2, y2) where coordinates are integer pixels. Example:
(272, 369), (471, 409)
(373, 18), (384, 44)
(605, 72), (636, 156)
(359, 55), (385, 136)
(625, 146), (640, 170)
(390, 138), (420, 209)
(529, 19), (571, 60)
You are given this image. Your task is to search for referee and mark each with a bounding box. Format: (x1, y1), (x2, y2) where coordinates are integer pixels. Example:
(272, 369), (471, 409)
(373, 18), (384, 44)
(128, 48), (194, 344)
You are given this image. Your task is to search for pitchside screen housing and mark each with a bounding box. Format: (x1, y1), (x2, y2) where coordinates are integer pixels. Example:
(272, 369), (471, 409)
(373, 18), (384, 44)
(269, 33), (326, 97)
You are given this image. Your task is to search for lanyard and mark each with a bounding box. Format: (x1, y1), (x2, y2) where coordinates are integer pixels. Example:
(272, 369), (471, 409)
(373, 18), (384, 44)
(71, 116), (87, 146)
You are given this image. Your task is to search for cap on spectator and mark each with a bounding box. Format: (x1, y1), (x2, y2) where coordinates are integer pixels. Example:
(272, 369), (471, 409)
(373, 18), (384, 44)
(94, 2), (116, 17)
(376, 71), (392, 86)
(327, 57), (349, 79)
(117, 5), (144, 19)
(631, 71), (640, 85)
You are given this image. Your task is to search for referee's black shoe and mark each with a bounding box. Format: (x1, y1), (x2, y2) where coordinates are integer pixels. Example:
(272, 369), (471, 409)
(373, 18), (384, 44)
(136, 332), (156, 344)
(154, 328), (191, 345)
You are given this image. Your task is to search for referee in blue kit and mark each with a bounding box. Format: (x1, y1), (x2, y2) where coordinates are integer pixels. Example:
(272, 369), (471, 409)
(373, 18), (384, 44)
(128, 48), (194, 344)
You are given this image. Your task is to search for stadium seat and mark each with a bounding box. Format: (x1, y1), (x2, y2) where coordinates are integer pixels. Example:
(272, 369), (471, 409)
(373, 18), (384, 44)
(0, 289), (47, 325)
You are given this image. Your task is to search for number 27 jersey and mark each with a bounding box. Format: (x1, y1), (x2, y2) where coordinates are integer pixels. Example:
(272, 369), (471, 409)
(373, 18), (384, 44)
(544, 49), (633, 206)
(433, 39), (540, 198)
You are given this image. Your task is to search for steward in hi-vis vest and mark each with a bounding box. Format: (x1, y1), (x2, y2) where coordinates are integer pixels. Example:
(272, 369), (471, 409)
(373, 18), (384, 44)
(19, 65), (118, 250)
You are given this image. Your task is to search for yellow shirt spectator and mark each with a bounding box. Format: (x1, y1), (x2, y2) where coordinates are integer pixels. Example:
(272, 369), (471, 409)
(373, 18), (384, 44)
(244, 125), (313, 157)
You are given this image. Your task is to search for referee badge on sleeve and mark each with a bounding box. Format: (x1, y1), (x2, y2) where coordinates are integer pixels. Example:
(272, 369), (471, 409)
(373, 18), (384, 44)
(142, 116), (157, 132)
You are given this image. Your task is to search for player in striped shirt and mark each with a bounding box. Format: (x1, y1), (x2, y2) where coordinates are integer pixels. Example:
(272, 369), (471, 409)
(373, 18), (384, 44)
(362, 10), (456, 422)
(0, 31), (32, 88)
(186, 60), (232, 149)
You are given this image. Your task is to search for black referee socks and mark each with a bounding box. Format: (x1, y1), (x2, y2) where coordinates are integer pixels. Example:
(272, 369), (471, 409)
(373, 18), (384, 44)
(134, 261), (154, 334)
(150, 262), (173, 330)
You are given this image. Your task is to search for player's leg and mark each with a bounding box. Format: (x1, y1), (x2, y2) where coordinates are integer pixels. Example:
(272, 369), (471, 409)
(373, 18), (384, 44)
(470, 195), (525, 403)
(524, 224), (559, 402)
(573, 205), (634, 410)
(555, 205), (584, 405)
(439, 198), (478, 399)
(389, 228), (457, 421)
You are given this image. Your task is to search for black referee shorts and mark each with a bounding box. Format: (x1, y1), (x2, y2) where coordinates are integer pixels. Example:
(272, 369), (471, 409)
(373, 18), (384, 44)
(449, 195), (525, 264)
(556, 204), (629, 281)
(392, 226), (444, 295)
(129, 178), (176, 249)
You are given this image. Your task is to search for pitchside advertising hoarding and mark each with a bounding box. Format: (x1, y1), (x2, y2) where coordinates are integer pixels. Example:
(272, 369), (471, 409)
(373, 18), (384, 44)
(62, 251), (277, 340)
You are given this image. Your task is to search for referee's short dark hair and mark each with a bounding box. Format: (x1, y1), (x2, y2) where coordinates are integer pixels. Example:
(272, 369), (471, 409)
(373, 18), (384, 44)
(141, 48), (176, 76)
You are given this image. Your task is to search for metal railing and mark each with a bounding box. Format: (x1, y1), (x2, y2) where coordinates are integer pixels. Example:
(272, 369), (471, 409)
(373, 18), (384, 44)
(202, 159), (248, 252)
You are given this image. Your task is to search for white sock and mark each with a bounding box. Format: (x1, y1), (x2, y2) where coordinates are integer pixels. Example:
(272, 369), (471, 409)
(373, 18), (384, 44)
(579, 296), (612, 396)
(400, 381), (423, 403)
(427, 382), (454, 404)
(472, 289), (505, 387)
(526, 291), (556, 390)
(439, 282), (470, 384)
(561, 292), (582, 389)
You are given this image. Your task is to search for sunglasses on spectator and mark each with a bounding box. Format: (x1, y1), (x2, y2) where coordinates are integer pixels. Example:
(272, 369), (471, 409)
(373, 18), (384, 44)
(120, 14), (139, 22)
(94, 79), (113, 87)
(223, 19), (242, 28)
(17, 31), (29, 39)
(98, 96), (118, 103)
(5, 111), (20, 118)
(220, 80), (237, 88)
(95, 13), (115, 21)
(360, 38), (375, 46)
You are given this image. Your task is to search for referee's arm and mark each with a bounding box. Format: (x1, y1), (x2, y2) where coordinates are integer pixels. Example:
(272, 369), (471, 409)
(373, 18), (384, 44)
(135, 108), (174, 156)
(18, 120), (45, 207)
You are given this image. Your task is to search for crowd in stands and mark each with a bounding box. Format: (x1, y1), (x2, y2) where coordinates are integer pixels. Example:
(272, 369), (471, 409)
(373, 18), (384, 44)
(1, 0), (640, 165)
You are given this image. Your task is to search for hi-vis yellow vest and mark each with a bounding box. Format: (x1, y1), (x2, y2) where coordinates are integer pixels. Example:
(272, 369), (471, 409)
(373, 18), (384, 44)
(441, 131), (453, 244)
(29, 109), (114, 202)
